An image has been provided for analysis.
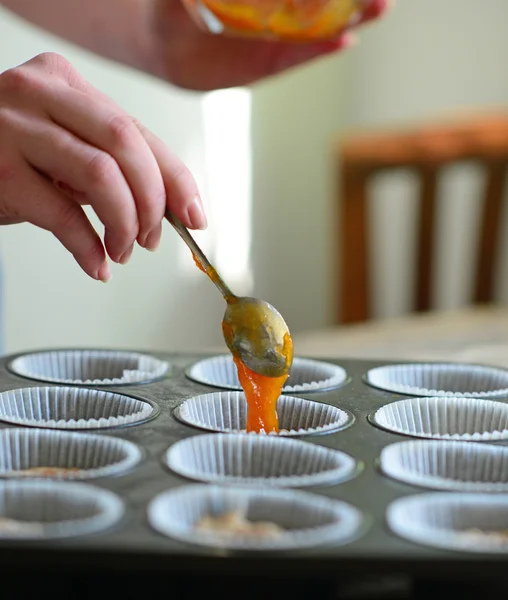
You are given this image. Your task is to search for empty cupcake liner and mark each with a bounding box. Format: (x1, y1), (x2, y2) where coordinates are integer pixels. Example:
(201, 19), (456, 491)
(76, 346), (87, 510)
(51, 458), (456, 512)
(186, 355), (348, 393)
(371, 396), (508, 441)
(8, 349), (169, 386)
(148, 484), (364, 550)
(174, 391), (352, 436)
(0, 428), (142, 480)
(0, 387), (157, 430)
(387, 493), (508, 553)
(165, 433), (358, 487)
(365, 363), (508, 398)
(380, 440), (508, 492)
(0, 480), (124, 539)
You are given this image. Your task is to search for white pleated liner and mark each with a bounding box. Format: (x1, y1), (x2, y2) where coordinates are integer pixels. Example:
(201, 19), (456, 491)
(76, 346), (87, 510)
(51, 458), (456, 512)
(387, 493), (508, 553)
(366, 363), (508, 398)
(0, 429), (142, 480)
(175, 392), (351, 436)
(165, 433), (357, 487)
(372, 396), (508, 441)
(0, 387), (156, 430)
(148, 484), (364, 550)
(9, 350), (169, 385)
(0, 480), (124, 539)
(186, 355), (347, 392)
(380, 440), (508, 492)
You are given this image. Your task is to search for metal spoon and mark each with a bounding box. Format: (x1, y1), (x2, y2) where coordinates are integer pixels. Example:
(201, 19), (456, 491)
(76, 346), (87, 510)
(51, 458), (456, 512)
(166, 210), (293, 378)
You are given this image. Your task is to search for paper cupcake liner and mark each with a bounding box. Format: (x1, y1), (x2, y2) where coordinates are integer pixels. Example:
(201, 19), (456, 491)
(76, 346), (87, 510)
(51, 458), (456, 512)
(372, 396), (508, 441)
(148, 484), (364, 550)
(165, 433), (357, 487)
(8, 349), (169, 386)
(0, 480), (124, 539)
(387, 493), (508, 553)
(0, 387), (157, 430)
(174, 392), (352, 437)
(380, 440), (508, 492)
(186, 355), (347, 393)
(0, 429), (142, 480)
(365, 363), (508, 398)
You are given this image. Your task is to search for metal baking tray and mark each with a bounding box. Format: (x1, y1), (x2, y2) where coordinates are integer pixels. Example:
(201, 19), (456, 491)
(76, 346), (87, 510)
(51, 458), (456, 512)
(0, 350), (506, 599)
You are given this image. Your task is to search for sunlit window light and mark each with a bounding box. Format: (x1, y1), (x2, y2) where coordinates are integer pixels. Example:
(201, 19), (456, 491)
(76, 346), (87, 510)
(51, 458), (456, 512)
(201, 88), (253, 295)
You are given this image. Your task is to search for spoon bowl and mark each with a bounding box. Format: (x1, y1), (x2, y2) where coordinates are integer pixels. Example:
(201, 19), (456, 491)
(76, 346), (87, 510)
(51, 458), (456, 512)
(166, 211), (293, 378)
(222, 297), (293, 378)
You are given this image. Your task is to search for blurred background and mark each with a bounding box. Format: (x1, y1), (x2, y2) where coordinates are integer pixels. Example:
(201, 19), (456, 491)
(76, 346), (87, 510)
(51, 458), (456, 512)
(2, 0), (508, 358)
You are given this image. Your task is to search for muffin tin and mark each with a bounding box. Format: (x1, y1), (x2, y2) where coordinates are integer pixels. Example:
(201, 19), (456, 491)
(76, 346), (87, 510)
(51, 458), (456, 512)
(0, 349), (507, 591)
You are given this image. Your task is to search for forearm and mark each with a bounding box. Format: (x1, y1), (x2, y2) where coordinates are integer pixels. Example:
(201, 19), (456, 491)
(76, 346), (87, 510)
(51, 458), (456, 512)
(1, 0), (156, 73)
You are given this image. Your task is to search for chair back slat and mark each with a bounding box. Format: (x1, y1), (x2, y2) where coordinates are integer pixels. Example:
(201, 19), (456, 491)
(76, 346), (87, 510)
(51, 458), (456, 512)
(336, 114), (508, 324)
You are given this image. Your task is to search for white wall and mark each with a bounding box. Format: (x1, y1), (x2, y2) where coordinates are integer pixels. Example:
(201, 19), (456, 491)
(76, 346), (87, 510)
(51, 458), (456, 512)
(344, 0), (508, 319)
(0, 7), (226, 356)
(250, 55), (349, 335)
(3, 0), (508, 357)
(250, 0), (508, 335)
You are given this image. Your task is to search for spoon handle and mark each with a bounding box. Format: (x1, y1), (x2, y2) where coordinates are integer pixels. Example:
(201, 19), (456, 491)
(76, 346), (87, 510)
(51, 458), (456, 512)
(165, 209), (235, 300)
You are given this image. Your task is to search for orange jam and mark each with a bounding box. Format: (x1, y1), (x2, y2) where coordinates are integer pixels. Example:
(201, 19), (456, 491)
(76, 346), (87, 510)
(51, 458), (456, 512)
(184, 0), (365, 41)
(193, 253), (235, 302)
(192, 253), (293, 434)
(233, 356), (288, 433)
(192, 253), (206, 273)
(223, 317), (292, 433)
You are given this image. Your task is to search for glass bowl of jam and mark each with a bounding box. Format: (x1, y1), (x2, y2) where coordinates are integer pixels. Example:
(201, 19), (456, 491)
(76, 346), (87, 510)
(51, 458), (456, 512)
(181, 0), (371, 42)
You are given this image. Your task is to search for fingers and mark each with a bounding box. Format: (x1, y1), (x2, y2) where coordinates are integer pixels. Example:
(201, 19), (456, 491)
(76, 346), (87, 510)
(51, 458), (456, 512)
(15, 111), (139, 264)
(267, 0), (389, 75)
(83, 83), (207, 235)
(135, 124), (206, 232)
(0, 52), (206, 281)
(42, 84), (167, 255)
(43, 80), (205, 247)
(358, 0), (391, 25)
(1, 162), (110, 282)
(6, 53), (205, 264)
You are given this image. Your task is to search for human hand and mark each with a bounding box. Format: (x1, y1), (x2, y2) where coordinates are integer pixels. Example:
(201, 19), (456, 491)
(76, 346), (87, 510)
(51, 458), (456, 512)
(0, 52), (206, 282)
(149, 0), (389, 90)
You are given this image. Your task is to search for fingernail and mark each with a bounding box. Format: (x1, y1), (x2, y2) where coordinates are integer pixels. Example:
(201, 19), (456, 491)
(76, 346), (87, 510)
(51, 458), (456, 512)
(98, 262), (112, 283)
(145, 224), (162, 252)
(119, 244), (134, 265)
(341, 33), (358, 49)
(186, 196), (208, 230)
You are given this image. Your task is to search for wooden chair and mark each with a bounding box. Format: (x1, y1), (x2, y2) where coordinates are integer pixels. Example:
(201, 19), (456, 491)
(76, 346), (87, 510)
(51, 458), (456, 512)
(336, 112), (508, 324)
